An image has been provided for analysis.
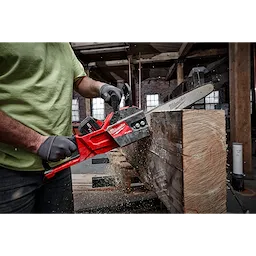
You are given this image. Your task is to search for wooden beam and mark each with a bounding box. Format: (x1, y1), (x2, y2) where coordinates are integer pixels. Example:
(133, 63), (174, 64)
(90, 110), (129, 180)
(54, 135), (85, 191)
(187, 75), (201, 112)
(252, 44), (256, 128)
(85, 69), (91, 116)
(165, 44), (193, 81)
(128, 57), (132, 86)
(89, 69), (108, 83)
(87, 52), (179, 67)
(138, 53), (142, 109)
(229, 43), (252, 174)
(177, 62), (184, 85)
(80, 46), (129, 55)
(179, 43), (194, 57)
(187, 48), (227, 59)
(165, 63), (176, 81)
(71, 42), (127, 50)
(109, 71), (124, 81)
(206, 56), (228, 72)
(116, 110), (227, 213)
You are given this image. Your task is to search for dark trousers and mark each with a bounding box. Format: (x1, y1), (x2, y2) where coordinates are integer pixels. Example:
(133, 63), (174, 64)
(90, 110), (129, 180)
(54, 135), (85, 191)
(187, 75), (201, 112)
(0, 166), (74, 213)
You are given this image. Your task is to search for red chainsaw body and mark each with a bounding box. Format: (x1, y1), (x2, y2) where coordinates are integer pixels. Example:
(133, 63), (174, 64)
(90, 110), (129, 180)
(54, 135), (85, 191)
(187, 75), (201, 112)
(45, 110), (127, 179)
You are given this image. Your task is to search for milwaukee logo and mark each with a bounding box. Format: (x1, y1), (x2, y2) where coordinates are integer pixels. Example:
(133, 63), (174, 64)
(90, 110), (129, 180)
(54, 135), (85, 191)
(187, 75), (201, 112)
(109, 123), (126, 136)
(168, 96), (185, 110)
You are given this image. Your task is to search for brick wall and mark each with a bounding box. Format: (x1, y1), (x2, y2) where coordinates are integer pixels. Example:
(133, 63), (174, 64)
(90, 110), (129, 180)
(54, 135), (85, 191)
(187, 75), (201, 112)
(74, 78), (177, 122)
(134, 78), (177, 111)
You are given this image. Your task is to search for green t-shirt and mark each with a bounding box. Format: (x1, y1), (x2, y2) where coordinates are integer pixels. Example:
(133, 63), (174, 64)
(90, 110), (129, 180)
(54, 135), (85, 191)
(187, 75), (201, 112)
(0, 43), (86, 171)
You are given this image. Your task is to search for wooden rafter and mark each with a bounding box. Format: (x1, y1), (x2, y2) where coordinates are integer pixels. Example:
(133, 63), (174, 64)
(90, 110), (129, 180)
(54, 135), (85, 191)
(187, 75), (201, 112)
(87, 52), (179, 67)
(165, 63), (176, 80)
(179, 43), (194, 57)
(187, 48), (227, 59)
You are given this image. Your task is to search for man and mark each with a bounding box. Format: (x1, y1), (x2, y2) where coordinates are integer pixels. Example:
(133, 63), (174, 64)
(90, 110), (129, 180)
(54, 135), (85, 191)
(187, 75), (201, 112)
(0, 43), (123, 213)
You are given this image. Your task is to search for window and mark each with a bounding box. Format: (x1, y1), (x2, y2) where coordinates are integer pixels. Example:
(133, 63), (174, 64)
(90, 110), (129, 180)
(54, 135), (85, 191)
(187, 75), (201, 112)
(92, 98), (105, 120)
(205, 91), (219, 110)
(72, 99), (80, 122)
(146, 94), (159, 111)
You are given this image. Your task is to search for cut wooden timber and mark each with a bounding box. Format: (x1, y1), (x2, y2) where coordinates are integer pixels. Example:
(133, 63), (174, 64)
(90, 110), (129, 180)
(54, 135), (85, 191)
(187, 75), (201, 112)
(121, 110), (227, 213)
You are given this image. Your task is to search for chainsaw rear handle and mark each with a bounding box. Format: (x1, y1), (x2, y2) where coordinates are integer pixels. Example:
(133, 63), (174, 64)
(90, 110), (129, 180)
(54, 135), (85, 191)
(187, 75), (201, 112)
(42, 136), (78, 173)
(110, 94), (120, 112)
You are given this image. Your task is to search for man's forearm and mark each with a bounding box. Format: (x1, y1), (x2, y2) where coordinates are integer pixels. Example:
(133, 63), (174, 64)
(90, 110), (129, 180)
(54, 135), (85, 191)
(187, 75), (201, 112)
(74, 76), (104, 98)
(0, 110), (46, 154)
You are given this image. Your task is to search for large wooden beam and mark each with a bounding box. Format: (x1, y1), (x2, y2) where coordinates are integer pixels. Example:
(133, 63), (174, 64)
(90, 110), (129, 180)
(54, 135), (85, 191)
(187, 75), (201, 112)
(119, 110), (227, 213)
(252, 44), (256, 128)
(177, 62), (184, 85)
(179, 43), (194, 57)
(71, 42), (127, 50)
(80, 46), (129, 55)
(165, 44), (194, 81)
(165, 63), (176, 81)
(87, 52), (179, 67)
(229, 43), (252, 174)
(187, 48), (227, 59)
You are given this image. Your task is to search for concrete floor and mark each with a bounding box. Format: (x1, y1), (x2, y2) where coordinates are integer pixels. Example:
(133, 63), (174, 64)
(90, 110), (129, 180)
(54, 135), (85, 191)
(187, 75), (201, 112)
(71, 154), (168, 213)
(71, 154), (256, 214)
(227, 156), (256, 213)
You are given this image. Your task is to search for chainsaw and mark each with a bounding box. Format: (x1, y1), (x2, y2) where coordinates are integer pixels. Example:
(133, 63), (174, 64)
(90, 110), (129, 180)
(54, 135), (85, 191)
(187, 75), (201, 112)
(43, 91), (150, 179)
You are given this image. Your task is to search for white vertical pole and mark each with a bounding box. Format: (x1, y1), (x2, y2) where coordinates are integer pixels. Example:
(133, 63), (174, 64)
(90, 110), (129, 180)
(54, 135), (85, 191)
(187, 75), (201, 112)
(138, 52), (142, 109)
(232, 142), (243, 175)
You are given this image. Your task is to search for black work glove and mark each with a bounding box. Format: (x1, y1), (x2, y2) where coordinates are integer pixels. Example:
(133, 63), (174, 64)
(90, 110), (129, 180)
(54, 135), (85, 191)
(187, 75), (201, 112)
(37, 136), (77, 162)
(99, 84), (123, 111)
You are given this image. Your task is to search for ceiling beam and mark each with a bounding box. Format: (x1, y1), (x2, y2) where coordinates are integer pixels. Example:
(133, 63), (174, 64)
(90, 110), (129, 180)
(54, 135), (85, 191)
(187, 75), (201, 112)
(179, 43), (194, 57)
(186, 48), (227, 59)
(165, 63), (177, 80)
(87, 52), (179, 67)
(80, 46), (129, 55)
(71, 42), (127, 51)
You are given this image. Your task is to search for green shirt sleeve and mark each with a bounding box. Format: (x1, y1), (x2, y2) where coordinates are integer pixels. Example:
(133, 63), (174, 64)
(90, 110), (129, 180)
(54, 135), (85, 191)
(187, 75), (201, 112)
(70, 46), (86, 82)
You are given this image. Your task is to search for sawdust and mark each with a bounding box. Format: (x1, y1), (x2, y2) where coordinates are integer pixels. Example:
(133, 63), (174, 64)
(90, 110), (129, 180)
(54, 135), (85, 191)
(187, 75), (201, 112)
(106, 149), (139, 192)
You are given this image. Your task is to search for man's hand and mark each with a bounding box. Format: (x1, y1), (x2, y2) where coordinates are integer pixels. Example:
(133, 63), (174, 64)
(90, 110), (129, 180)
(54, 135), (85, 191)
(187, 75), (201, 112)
(99, 84), (123, 110)
(37, 136), (77, 162)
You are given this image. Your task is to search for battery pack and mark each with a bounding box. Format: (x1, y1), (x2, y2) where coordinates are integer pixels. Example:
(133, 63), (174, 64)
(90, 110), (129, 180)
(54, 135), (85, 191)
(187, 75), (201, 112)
(78, 116), (101, 135)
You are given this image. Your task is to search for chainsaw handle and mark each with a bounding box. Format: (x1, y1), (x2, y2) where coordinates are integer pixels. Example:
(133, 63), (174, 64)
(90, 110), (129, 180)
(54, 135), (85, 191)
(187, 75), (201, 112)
(42, 136), (78, 173)
(110, 94), (120, 112)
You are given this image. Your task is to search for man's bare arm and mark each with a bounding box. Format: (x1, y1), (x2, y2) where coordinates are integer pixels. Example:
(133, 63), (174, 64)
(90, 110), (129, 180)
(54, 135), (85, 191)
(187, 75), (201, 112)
(74, 76), (104, 98)
(0, 110), (46, 153)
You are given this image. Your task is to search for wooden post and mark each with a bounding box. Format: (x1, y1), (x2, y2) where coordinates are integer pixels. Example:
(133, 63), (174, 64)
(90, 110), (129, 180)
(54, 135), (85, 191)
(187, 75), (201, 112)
(252, 44), (256, 127)
(85, 69), (91, 116)
(177, 62), (184, 85)
(116, 110), (227, 213)
(138, 53), (142, 109)
(128, 56), (132, 87)
(131, 63), (138, 106)
(229, 43), (252, 174)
